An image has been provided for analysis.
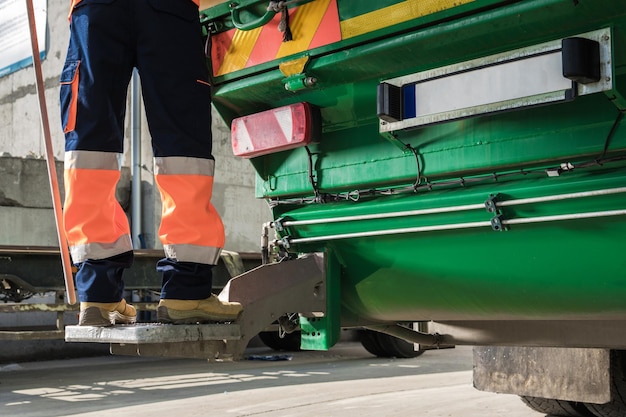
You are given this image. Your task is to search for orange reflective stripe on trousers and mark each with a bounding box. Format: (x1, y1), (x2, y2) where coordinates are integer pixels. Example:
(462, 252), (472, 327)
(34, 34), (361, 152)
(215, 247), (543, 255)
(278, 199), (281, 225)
(154, 156), (224, 265)
(63, 150), (132, 263)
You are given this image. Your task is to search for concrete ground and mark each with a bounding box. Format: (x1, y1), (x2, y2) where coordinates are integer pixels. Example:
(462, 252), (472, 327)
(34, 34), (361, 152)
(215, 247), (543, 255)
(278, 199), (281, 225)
(0, 342), (541, 417)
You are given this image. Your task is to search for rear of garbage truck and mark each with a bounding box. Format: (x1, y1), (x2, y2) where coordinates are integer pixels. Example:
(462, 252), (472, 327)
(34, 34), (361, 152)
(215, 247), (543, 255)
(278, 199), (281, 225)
(161, 0), (626, 414)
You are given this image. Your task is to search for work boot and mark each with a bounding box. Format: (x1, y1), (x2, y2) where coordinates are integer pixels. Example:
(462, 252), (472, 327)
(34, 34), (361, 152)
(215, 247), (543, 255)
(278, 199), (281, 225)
(157, 295), (243, 324)
(78, 299), (137, 326)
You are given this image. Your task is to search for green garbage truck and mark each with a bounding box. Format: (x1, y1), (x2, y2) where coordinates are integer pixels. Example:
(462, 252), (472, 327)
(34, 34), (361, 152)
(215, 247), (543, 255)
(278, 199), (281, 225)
(67, 0), (626, 415)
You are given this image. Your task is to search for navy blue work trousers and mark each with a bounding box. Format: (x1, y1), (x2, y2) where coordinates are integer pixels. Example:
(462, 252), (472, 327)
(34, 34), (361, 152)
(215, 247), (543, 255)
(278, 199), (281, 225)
(60, 0), (217, 302)
(61, 0), (214, 157)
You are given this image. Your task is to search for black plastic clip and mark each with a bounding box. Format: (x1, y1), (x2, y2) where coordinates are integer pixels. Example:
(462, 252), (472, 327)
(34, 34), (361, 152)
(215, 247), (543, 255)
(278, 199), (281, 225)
(273, 217), (285, 232)
(280, 236), (291, 249)
(484, 193), (499, 213)
(490, 214), (505, 232)
(485, 193), (507, 231)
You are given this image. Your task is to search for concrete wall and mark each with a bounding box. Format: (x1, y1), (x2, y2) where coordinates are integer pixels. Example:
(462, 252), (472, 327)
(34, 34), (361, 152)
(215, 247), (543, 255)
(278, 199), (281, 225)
(0, 0), (269, 252)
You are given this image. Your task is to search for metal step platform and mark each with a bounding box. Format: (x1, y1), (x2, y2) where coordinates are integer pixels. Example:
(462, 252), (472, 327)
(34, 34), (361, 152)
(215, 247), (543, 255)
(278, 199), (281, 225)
(66, 322), (243, 360)
(65, 253), (326, 360)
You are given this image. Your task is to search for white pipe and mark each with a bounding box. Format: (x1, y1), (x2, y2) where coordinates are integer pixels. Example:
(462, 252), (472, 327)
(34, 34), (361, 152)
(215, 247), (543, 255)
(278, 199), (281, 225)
(498, 187), (626, 207)
(289, 220), (492, 244)
(282, 187), (626, 228)
(503, 209), (626, 226)
(282, 202), (485, 227)
(131, 70), (142, 248)
(287, 209), (626, 244)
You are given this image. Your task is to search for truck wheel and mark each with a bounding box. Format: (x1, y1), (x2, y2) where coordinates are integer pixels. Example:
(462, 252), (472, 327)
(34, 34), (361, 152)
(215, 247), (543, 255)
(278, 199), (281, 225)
(258, 331), (302, 352)
(359, 329), (425, 359)
(585, 350), (626, 417)
(520, 396), (595, 417)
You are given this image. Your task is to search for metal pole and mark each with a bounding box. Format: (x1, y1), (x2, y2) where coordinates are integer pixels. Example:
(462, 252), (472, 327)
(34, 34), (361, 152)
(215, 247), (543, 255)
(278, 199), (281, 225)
(287, 209), (626, 244)
(130, 69), (143, 248)
(283, 202), (485, 227)
(288, 220), (492, 244)
(498, 187), (626, 207)
(282, 187), (626, 228)
(25, 0), (76, 305)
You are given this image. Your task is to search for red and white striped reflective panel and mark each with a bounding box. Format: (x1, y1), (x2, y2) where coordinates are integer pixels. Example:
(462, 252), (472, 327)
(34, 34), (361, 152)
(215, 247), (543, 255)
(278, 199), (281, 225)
(231, 102), (315, 158)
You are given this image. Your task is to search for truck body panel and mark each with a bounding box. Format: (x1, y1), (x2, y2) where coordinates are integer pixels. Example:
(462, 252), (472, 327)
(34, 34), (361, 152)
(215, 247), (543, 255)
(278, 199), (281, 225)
(204, 0), (626, 326)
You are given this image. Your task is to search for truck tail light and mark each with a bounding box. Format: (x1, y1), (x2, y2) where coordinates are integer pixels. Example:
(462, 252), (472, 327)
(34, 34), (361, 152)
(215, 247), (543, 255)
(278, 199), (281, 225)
(231, 102), (320, 158)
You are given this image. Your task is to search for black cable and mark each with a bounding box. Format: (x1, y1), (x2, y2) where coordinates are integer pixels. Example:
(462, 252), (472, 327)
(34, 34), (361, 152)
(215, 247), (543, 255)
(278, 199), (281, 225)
(305, 146), (320, 199)
(597, 111), (624, 162)
(405, 144), (423, 191)
(276, 122), (626, 207)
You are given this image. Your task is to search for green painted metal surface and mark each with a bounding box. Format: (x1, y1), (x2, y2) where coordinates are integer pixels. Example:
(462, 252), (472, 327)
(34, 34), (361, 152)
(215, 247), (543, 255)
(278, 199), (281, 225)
(280, 168), (626, 321)
(299, 250), (341, 350)
(206, 0), (626, 325)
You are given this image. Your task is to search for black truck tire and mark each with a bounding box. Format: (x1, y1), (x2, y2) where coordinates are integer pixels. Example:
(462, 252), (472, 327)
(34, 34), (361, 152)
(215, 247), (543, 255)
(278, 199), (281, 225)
(258, 330), (302, 352)
(520, 396), (595, 417)
(359, 329), (425, 359)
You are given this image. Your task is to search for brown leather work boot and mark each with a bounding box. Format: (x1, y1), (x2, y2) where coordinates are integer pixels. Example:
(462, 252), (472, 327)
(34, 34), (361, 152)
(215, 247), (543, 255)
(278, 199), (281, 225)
(78, 299), (137, 326)
(157, 295), (243, 324)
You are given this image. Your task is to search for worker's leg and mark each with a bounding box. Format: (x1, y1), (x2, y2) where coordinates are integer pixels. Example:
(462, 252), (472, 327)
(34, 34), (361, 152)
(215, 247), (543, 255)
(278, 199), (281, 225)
(135, 0), (241, 322)
(60, 0), (136, 324)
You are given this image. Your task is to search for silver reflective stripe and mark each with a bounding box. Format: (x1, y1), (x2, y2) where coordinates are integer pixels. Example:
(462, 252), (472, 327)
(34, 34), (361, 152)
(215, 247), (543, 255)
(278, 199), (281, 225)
(154, 156), (215, 176)
(64, 150), (121, 170)
(69, 235), (133, 263)
(163, 244), (222, 265)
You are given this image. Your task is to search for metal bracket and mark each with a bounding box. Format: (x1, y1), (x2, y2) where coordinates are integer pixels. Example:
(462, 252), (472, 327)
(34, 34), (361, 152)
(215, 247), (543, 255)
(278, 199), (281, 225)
(490, 214), (505, 232)
(282, 74), (317, 92)
(484, 193), (507, 231)
(484, 193), (499, 213)
(280, 236), (291, 249)
(199, 19), (222, 35)
(66, 253), (327, 360)
(273, 217), (285, 232)
(379, 130), (411, 151)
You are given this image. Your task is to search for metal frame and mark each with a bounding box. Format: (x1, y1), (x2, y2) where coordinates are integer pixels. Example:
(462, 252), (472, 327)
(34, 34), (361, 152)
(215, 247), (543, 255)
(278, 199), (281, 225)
(66, 253), (327, 360)
(0, 247), (260, 341)
(429, 320), (626, 349)
(379, 27), (613, 132)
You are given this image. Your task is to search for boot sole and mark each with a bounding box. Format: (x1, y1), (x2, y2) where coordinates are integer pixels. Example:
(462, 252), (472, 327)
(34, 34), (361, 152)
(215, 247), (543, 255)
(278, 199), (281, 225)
(79, 306), (136, 327)
(157, 306), (240, 324)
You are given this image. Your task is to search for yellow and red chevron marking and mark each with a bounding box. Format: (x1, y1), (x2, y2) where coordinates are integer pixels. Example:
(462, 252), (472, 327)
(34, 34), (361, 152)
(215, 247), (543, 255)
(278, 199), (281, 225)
(339, 0), (474, 39)
(210, 0), (473, 77)
(211, 0), (340, 76)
